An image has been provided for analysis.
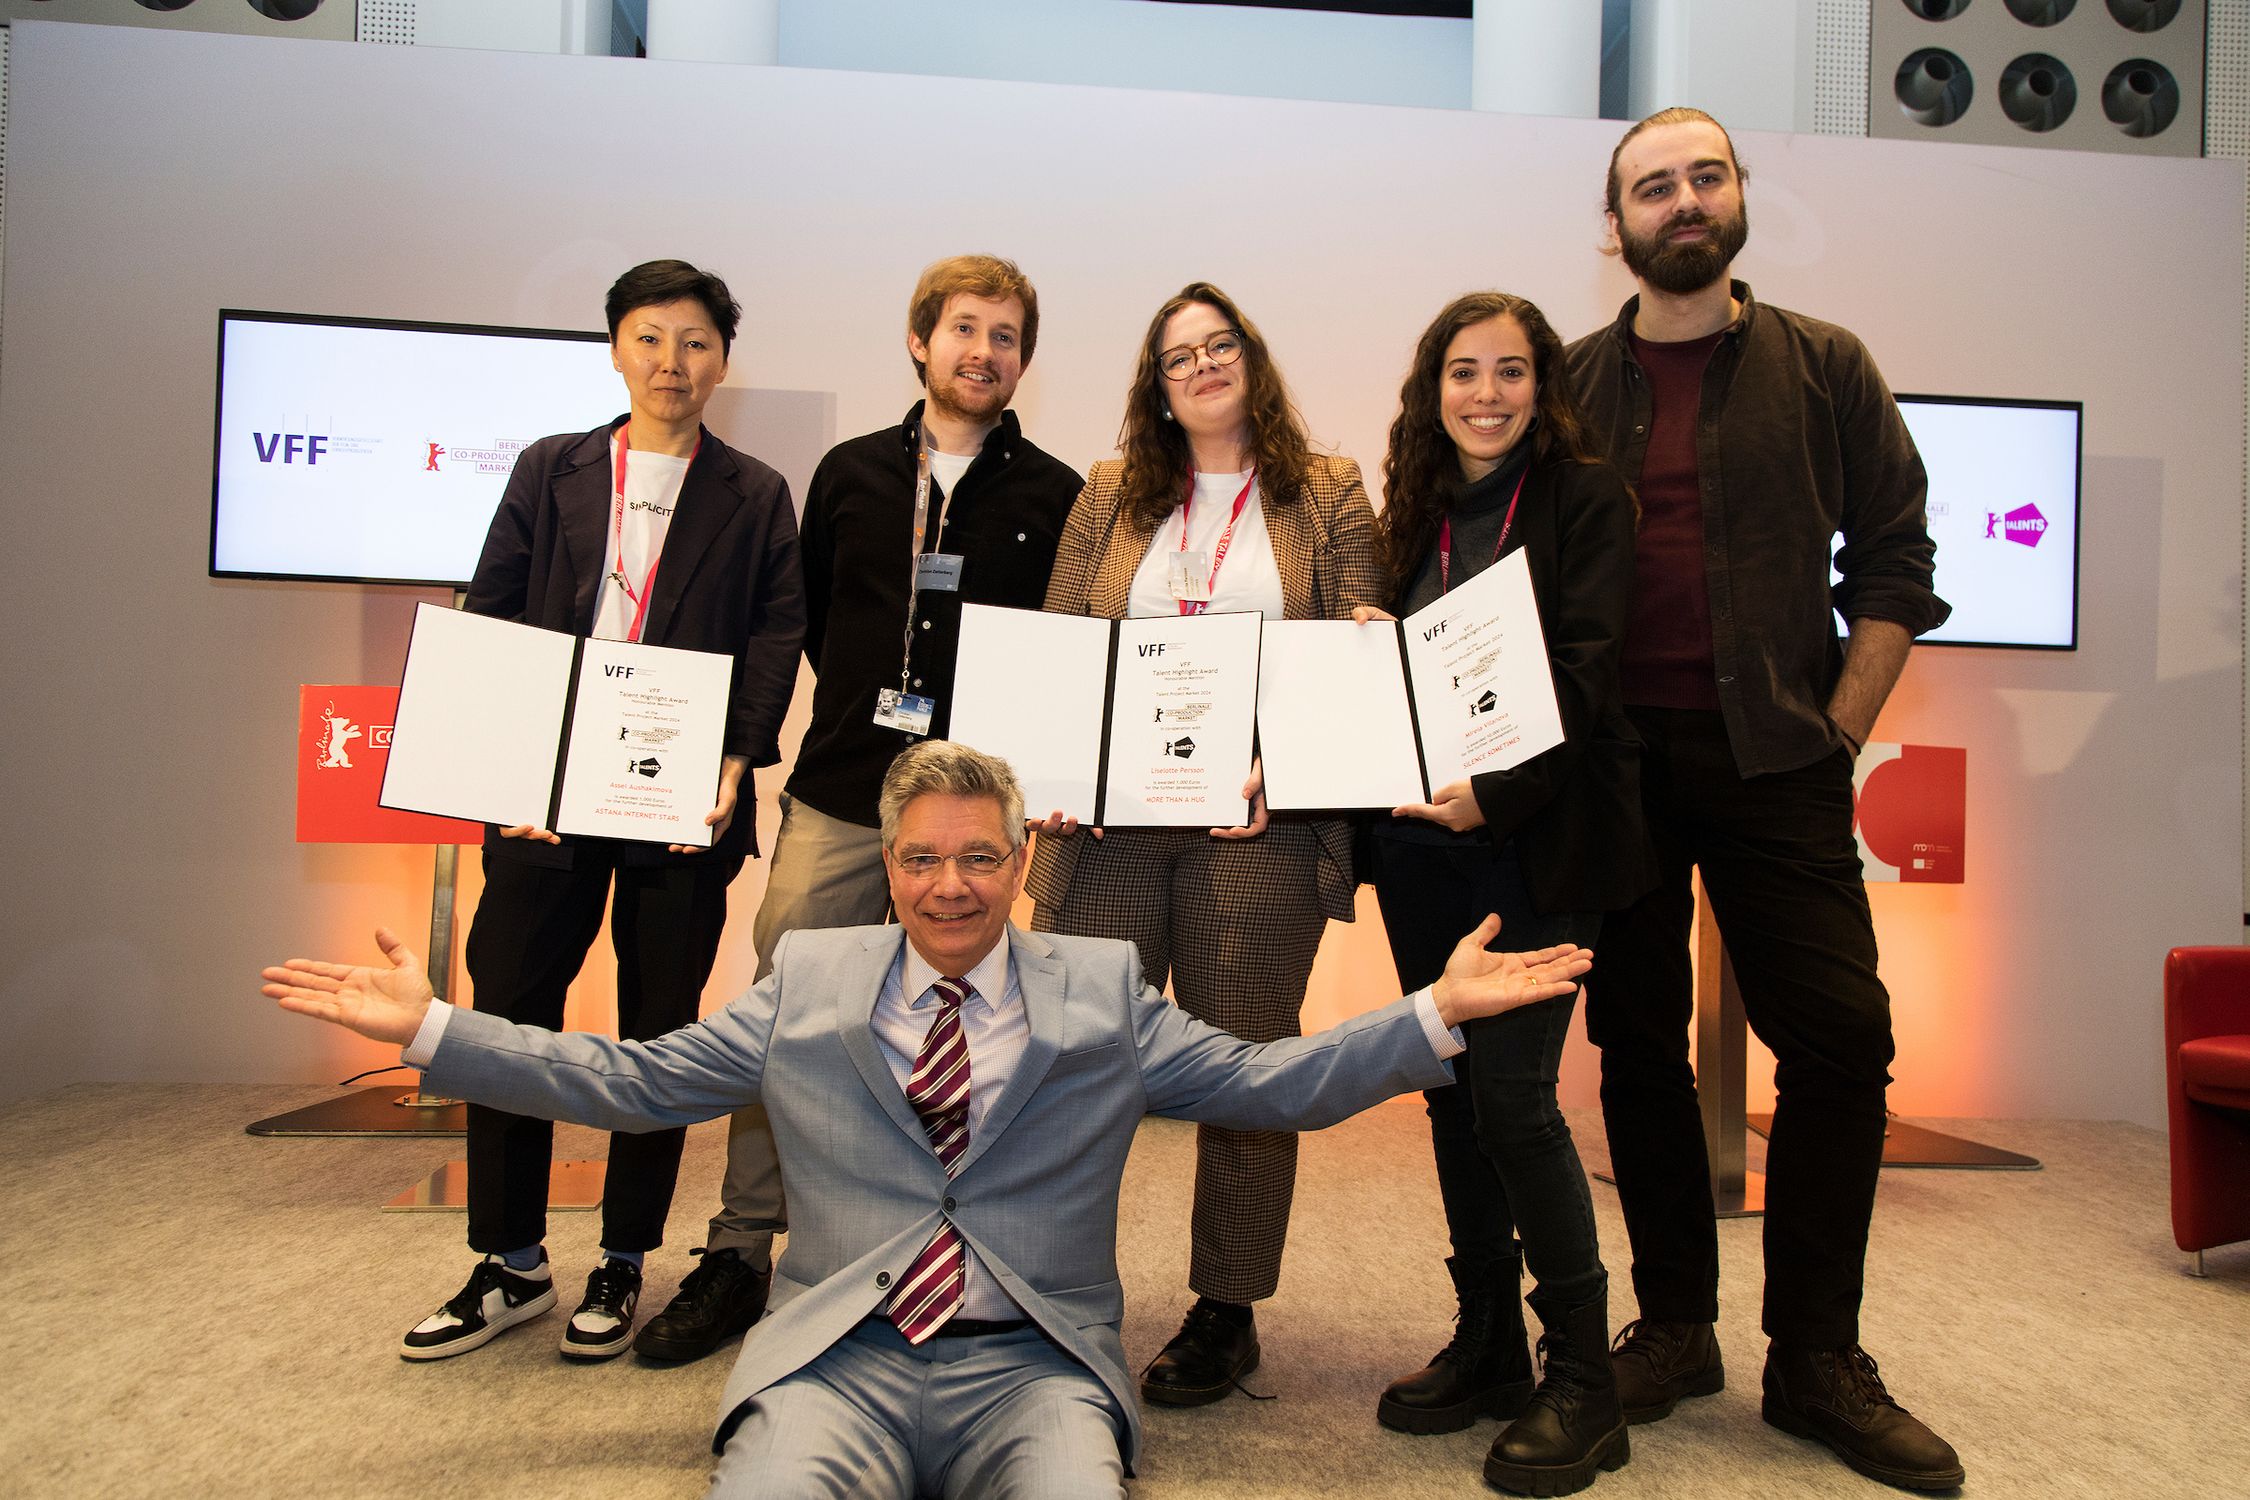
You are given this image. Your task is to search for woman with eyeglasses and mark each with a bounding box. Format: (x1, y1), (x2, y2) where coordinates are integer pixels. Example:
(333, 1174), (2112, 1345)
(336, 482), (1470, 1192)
(1028, 281), (1385, 1408)
(1358, 291), (1653, 1496)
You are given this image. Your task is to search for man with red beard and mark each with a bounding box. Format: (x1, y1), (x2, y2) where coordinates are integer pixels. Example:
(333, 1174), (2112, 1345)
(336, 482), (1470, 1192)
(1565, 110), (1962, 1492)
(633, 256), (1082, 1362)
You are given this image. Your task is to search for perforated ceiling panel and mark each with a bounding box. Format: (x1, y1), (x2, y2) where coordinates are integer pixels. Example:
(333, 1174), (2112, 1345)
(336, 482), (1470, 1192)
(1869, 0), (2205, 155)
(1813, 0), (1876, 134)
(0, 2), (355, 40)
(358, 0), (415, 45)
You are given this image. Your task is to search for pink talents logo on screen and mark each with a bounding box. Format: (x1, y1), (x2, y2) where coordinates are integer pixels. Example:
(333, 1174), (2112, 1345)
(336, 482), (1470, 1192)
(1982, 502), (2048, 547)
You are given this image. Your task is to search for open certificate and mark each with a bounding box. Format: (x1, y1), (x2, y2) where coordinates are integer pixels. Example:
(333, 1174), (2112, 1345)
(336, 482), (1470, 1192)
(949, 605), (1262, 827)
(1260, 549), (1564, 811)
(380, 602), (733, 846)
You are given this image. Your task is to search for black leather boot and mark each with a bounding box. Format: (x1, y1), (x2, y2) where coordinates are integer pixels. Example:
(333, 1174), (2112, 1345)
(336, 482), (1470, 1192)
(1378, 1254), (1536, 1434)
(1483, 1294), (1630, 1496)
(1762, 1342), (1965, 1491)
(1609, 1316), (1723, 1423)
(1139, 1298), (1259, 1406)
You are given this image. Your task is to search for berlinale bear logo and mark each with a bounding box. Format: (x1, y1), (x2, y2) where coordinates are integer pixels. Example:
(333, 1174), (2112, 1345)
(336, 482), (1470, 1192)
(1982, 502), (2048, 548)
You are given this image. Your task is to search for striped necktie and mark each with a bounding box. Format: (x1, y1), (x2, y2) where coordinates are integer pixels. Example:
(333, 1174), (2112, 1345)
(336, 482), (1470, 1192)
(887, 975), (973, 1343)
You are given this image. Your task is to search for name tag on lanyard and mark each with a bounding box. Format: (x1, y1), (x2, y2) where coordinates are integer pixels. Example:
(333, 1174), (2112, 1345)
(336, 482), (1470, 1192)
(875, 427), (954, 736)
(873, 688), (937, 737)
(1174, 470), (1254, 615)
(916, 552), (965, 592)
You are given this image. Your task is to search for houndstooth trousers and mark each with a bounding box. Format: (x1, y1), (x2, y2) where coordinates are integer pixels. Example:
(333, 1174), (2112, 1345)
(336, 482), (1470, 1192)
(1032, 822), (1329, 1304)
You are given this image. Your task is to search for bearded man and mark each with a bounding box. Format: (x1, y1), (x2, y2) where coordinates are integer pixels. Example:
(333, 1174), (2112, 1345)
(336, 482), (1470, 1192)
(1564, 109), (1962, 1493)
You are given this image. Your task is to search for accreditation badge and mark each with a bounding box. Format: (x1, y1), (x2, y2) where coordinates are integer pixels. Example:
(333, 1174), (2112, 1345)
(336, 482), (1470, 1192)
(915, 553), (966, 592)
(1168, 550), (1214, 603)
(873, 688), (937, 738)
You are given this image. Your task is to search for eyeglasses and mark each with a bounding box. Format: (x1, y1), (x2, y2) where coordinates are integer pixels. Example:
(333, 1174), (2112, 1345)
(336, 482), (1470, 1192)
(1158, 331), (1245, 381)
(892, 849), (1018, 880)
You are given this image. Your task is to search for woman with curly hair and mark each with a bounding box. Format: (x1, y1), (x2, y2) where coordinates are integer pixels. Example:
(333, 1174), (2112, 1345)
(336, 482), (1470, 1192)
(1361, 291), (1653, 1495)
(1029, 281), (1385, 1407)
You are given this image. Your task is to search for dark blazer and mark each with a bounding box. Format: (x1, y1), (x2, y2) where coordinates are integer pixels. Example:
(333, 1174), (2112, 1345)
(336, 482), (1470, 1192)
(464, 416), (807, 866)
(1407, 456), (1656, 916)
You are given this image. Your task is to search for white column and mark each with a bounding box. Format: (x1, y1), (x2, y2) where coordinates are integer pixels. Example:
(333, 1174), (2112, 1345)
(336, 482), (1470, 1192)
(1470, 0), (1602, 118)
(1627, 0), (1801, 132)
(645, 0), (781, 66)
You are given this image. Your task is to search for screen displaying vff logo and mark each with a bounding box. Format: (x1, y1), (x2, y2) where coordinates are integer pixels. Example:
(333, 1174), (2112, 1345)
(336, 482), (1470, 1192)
(252, 432), (330, 464)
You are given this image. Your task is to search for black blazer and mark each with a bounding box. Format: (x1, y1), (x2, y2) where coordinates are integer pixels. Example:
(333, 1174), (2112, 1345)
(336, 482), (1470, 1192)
(464, 416), (807, 866)
(1396, 456), (1656, 916)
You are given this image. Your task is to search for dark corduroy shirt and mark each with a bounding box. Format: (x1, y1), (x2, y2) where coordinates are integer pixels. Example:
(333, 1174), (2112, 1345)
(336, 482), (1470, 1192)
(1564, 282), (1950, 778)
(785, 402), (1082, 826)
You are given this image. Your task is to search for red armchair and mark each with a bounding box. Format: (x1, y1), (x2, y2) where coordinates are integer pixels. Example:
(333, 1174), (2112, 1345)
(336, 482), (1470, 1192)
(2162, 947), (2250, 1274)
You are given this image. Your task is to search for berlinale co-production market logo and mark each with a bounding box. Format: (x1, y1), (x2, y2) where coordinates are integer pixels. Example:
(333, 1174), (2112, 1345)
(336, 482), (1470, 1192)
(1983, 502), (2048, 548)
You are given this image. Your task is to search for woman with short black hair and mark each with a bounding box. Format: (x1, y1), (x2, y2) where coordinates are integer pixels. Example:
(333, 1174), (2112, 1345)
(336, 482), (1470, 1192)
(403, 260), (805, 1366)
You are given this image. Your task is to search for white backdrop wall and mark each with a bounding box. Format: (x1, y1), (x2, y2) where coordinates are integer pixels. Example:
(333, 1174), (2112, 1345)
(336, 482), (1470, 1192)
(773, 0), (1474, 110)
(0, 21), (2240, 1128)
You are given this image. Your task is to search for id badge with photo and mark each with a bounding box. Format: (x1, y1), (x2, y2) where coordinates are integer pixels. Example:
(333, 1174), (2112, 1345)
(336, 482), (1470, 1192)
(1169, 550), (1213, 603)
(873, 688), (937, 737)
(915, 552), (966, 592)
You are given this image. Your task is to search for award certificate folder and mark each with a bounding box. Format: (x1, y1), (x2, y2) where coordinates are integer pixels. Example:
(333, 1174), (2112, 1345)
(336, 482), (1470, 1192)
(950, 604), (1262, 827)
(380, 602), (733, 846)
(1260, 549), (1564, 811)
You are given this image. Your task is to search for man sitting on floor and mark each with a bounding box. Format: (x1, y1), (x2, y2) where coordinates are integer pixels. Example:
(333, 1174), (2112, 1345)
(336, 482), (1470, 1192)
(265, 741), (1592, 1499)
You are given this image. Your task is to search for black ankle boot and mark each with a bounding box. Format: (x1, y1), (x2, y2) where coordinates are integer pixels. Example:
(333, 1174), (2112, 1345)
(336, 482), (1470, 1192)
(1377, 1254), (1536, 1434)
(1483, 1294), (1629, 1496)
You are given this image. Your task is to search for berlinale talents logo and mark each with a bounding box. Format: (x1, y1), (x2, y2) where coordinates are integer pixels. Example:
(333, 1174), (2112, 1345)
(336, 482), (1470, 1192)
(1982, 502), (2048, 548)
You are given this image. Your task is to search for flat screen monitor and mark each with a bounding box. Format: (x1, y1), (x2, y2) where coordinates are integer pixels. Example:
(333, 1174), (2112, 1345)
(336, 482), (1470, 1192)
(1834, 394), (2082, 651)
(210, 310), (621, 588)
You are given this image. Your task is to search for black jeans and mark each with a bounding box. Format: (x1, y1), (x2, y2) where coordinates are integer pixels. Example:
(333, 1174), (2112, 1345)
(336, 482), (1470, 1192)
(1588, 707), (1894, 1348)
(1371, 832), (1606, 1318)
(463, 847), (741, 1256)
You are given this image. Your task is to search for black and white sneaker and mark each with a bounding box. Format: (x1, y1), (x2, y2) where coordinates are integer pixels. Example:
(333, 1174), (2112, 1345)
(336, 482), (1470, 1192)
(400, 1255), (556, 1361)
(561, 1258), (643, 1362)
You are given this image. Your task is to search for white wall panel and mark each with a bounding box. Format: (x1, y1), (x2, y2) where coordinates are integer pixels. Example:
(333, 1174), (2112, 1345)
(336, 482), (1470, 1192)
(0, 21), (2240, 1128)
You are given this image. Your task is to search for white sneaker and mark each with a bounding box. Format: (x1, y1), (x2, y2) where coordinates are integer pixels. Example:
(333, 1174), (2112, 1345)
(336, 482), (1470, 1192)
(400, 1255), (556, 1361)
(561, 1258), (643, 1361)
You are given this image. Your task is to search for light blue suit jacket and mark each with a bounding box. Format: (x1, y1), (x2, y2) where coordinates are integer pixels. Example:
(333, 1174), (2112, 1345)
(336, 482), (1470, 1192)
(421, 922), (1453, 1464)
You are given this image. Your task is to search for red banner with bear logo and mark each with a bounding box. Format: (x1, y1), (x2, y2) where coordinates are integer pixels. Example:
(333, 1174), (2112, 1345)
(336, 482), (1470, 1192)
(297, 685), (484, 844)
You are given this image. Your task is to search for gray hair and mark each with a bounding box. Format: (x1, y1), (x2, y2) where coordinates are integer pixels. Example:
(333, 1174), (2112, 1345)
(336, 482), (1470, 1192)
(877, 741), (1027, 851)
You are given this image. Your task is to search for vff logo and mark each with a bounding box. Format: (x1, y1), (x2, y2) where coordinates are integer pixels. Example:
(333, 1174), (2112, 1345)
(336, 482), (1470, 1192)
(252, 432), (329, 464)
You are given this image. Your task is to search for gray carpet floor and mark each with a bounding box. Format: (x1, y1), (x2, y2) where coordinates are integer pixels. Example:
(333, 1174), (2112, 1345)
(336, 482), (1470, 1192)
(2, 1084), (2244, 1498)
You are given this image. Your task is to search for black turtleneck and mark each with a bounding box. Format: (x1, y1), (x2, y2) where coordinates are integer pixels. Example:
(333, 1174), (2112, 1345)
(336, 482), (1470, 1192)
(1396, 444), (1533, 618)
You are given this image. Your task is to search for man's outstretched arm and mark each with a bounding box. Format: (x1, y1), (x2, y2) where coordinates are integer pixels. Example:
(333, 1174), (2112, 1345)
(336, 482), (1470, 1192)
(1429, 914), (1593, 1028)
(1139, 916), (1593, 1132)
(262, 926), (435, 1045)
(265, 927), (778, 1129)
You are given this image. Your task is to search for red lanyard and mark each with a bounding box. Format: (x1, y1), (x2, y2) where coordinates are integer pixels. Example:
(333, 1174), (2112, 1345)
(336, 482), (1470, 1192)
(610, 422), (698, 642)
(1438, 465), (1528, 595)
(1176, 469), (1256, 616)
